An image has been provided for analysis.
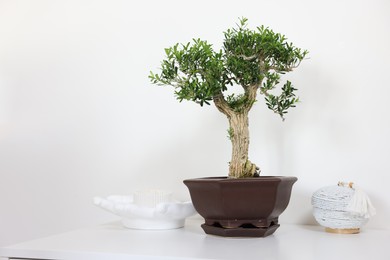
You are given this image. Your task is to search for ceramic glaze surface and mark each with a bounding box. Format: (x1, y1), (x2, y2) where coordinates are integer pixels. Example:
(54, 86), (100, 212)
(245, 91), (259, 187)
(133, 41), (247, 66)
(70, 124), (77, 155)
(94, 193), (196, 230)
(184, 176), (297, 237)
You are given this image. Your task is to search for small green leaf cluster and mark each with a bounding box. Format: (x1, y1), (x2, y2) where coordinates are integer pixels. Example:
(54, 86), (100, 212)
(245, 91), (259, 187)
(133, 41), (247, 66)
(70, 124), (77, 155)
(150, 18), (307, 119)
(264, 81), (299, 120)
(226, 93), (255, 113)
(223, 18), (308, 81)
(149, 39), (226, 106)
(227, 127), (234, 140)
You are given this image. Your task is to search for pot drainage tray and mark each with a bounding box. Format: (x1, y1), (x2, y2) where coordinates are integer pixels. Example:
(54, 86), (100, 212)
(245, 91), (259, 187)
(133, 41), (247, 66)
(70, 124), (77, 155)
(201, 223), (280, 237)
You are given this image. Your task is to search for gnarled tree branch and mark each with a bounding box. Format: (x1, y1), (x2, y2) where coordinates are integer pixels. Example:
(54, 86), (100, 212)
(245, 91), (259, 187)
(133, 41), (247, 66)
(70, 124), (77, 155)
(213, 92), (233, 118)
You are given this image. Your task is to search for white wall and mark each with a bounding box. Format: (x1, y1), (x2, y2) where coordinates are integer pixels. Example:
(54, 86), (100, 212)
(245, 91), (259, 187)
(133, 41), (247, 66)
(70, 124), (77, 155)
(1, 0), (389, 246)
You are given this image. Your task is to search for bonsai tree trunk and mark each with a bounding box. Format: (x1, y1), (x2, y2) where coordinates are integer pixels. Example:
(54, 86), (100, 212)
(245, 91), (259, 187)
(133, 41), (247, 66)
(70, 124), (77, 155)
(214, 89), (258, 179)
(228, 112), (257, 178)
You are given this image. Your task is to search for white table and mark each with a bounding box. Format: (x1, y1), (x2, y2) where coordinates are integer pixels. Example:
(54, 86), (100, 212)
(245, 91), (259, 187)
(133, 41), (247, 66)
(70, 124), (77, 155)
(1, 219), (389, 260)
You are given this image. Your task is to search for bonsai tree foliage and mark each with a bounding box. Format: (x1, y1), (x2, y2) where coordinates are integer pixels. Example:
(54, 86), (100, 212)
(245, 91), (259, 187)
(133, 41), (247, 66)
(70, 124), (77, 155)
(150, 18), (308, 179)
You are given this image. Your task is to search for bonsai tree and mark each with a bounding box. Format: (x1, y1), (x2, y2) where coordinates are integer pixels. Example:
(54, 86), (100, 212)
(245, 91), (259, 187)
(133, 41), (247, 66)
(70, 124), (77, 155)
(150, 18), (308, 179)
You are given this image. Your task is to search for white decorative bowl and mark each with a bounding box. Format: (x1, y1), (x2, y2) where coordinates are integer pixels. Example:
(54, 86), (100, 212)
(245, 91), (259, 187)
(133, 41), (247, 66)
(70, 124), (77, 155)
(94, 190), (196, 230)
(311, 182), (375, 234)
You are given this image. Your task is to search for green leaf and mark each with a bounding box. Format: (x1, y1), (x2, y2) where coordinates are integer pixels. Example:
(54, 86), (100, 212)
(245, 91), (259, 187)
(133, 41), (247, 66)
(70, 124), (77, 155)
(150, 18), (307, 116)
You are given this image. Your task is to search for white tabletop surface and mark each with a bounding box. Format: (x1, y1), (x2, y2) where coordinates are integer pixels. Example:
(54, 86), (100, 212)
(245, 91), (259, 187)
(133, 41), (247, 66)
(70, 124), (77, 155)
(1, 219), (389, 260)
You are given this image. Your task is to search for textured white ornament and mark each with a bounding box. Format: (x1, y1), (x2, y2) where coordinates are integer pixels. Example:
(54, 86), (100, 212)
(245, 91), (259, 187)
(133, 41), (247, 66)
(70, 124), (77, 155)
(94, 190), (196, 230)
(311, 182), (375, 231)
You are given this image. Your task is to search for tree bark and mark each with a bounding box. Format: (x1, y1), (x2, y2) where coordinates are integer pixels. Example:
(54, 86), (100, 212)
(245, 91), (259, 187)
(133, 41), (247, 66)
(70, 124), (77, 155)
(213, 86), (259, 178)
(213, 93), (233, 118)
(228, 112), (257, 178)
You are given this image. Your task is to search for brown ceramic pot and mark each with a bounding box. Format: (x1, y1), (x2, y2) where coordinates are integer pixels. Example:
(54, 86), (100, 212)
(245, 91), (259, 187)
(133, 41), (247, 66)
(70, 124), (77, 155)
(183, 176), (297, 237)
